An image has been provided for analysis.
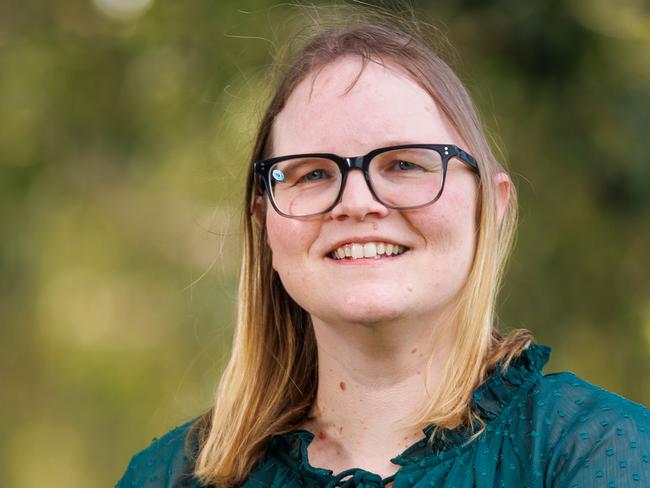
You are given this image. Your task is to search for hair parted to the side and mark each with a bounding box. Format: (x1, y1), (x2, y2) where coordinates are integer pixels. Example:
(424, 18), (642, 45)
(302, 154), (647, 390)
(194, 6), (533, 487)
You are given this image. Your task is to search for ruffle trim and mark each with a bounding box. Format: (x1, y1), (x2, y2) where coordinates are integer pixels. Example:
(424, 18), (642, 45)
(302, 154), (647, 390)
(270, 344), (551, 483)
(391, 343), (551, 465)
(470, 343), (550, 422)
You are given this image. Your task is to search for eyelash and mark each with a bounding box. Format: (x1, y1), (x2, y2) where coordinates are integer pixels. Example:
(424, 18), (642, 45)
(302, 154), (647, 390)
(297, 169), (333, 183)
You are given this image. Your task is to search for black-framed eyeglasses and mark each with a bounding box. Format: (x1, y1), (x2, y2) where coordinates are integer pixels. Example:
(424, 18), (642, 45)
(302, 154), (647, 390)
(253, 144), (479, 218)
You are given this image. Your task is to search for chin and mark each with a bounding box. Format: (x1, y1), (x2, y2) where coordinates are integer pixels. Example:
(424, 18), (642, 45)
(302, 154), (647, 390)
(323, 298), (405, 327)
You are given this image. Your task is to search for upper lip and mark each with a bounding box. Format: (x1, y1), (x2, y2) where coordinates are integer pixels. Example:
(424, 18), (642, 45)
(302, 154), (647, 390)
(325, 236), (409, 255)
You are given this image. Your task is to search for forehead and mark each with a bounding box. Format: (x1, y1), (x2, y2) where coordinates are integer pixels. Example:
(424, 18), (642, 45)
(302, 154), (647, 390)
(271, 56), (461, 156)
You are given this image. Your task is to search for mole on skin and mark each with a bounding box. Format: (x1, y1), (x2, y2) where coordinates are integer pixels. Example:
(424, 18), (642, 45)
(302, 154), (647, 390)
(339, 381), (347, 391)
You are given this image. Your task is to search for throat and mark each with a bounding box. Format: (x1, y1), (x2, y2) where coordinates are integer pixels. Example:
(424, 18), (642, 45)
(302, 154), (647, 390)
(301, 393), (426, 479)
(304, 418), (419, 480)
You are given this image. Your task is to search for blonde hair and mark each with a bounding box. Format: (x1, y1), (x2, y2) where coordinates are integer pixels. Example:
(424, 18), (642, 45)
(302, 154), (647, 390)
(195, 8), (532, 487)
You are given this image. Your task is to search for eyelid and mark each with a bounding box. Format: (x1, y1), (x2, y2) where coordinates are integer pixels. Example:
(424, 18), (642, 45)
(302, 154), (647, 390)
(299, 168), (328, 181)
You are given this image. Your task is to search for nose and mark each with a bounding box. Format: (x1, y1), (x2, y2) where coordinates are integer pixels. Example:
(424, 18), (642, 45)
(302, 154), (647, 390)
(329, 169), (389, 221)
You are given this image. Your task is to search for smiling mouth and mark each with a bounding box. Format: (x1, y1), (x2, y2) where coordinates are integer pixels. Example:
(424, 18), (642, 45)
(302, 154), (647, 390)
(329, 242), (409, 260)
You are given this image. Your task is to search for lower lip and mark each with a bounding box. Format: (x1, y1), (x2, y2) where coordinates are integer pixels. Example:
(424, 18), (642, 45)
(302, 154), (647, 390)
(327, 252), (408, 265)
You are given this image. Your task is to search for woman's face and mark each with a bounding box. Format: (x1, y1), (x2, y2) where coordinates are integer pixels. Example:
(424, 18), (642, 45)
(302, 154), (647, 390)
(264, 56), (480, 328)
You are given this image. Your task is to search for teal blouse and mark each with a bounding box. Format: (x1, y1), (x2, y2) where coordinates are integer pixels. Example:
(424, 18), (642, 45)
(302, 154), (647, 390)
(116, 345), (650, 487)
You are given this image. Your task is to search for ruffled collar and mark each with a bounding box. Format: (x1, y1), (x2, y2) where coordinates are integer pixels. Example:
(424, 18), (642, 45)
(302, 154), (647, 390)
(392, 343), (551, 464)
(470, 343), (550, 422)
(269, 344), (551, 484)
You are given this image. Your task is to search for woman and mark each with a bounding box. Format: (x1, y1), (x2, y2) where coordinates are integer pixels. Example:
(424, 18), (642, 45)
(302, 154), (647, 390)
(117, 16), (649, 488)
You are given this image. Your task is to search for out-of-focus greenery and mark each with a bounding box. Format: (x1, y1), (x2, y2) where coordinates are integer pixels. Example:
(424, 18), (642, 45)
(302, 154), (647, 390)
(1, 1), (648, 486)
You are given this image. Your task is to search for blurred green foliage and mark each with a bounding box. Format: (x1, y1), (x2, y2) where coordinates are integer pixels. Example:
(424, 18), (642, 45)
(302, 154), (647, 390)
(1, 1), (648, 486)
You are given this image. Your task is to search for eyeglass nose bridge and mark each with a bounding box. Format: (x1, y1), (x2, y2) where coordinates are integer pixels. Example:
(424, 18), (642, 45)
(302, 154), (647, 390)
(333, 155), (381, 208)
(341, 155), (372, 180)
(343, 155), (366, 169)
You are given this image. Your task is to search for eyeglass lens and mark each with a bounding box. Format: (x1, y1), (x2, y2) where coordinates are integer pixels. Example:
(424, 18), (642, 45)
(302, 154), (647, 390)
(269, 148), (444, 217)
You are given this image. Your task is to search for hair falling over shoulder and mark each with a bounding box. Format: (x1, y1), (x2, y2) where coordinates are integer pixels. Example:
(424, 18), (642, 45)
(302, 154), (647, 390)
(192, 5), (533, 487)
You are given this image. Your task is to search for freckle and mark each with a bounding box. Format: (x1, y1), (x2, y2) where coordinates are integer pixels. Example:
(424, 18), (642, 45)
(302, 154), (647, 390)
(336, 450), (341, 455)
(410, 347), (417, 354)
(319, 430), (327, 441)
(416, 371), (421, 375)
(407, 286), (413, 292)
(339, 381), (347, 391)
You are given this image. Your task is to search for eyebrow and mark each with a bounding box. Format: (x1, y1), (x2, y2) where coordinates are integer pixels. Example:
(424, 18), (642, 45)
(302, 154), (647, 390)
(373, 139), (422, 148)
(269, 141), (418, 158)
(269, 140), (461, 159)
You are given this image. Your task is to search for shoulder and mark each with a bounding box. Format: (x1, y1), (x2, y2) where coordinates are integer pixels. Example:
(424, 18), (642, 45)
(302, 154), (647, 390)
(533, 371), (649, 428)
(530, 372), (650, 484)
(116, 420), (204, 488)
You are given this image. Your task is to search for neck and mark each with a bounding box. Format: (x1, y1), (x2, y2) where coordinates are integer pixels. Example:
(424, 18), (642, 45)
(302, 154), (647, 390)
(302, 314), (453, 478)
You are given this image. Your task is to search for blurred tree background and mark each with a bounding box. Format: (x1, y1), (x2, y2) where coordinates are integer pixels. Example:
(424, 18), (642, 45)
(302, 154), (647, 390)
(1, 0), (648, 486)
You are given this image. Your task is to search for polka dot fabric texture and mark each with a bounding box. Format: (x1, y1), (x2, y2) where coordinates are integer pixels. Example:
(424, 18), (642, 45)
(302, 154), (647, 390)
(117, 421), (199, 487)
(116, 345), (650, 487)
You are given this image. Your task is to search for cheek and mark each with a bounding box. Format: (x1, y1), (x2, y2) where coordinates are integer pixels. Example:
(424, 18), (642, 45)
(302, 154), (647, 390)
(266, 215), (292, 271)
(407, 186), (478, 253)
(265, 212), (317, 272)
(410, 213), (455, 253)
(264, 213), (325, 312)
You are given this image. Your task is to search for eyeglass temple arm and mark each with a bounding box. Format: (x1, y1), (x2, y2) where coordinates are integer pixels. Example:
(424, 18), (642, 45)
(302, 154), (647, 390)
(448, 146), (479, 173)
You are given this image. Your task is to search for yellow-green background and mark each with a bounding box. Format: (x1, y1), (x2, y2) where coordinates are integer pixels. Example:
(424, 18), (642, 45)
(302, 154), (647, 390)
(1, 1), (648, 486)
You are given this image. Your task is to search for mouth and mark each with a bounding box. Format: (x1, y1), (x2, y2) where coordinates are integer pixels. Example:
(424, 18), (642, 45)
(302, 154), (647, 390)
(328, 242), (409, 261)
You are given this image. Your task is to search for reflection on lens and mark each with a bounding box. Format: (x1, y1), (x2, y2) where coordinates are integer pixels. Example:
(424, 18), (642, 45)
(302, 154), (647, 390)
(270, 158), (341, 216)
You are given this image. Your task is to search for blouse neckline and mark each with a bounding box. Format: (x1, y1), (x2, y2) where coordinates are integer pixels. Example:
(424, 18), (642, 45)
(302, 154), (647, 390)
(268, 344), (552, 486)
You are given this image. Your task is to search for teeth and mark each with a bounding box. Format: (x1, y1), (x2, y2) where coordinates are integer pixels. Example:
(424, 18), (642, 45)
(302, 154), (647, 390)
(330, 241), (407, 260)
(363, 242), (377, 258)
(351, 243), (363, 259)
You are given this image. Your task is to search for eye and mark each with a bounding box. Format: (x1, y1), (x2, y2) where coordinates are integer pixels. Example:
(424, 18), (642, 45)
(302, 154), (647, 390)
(300, 169), (328, 182)
(394, 160), (424, 171)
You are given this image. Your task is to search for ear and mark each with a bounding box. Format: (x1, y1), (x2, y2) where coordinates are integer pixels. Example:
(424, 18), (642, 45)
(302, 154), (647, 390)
(252, 195), (266, 228)
(493, 172), (511, 226)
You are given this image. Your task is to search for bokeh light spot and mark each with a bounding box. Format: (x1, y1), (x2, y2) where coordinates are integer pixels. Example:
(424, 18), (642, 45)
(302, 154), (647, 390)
(92, 0), (154, 22)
